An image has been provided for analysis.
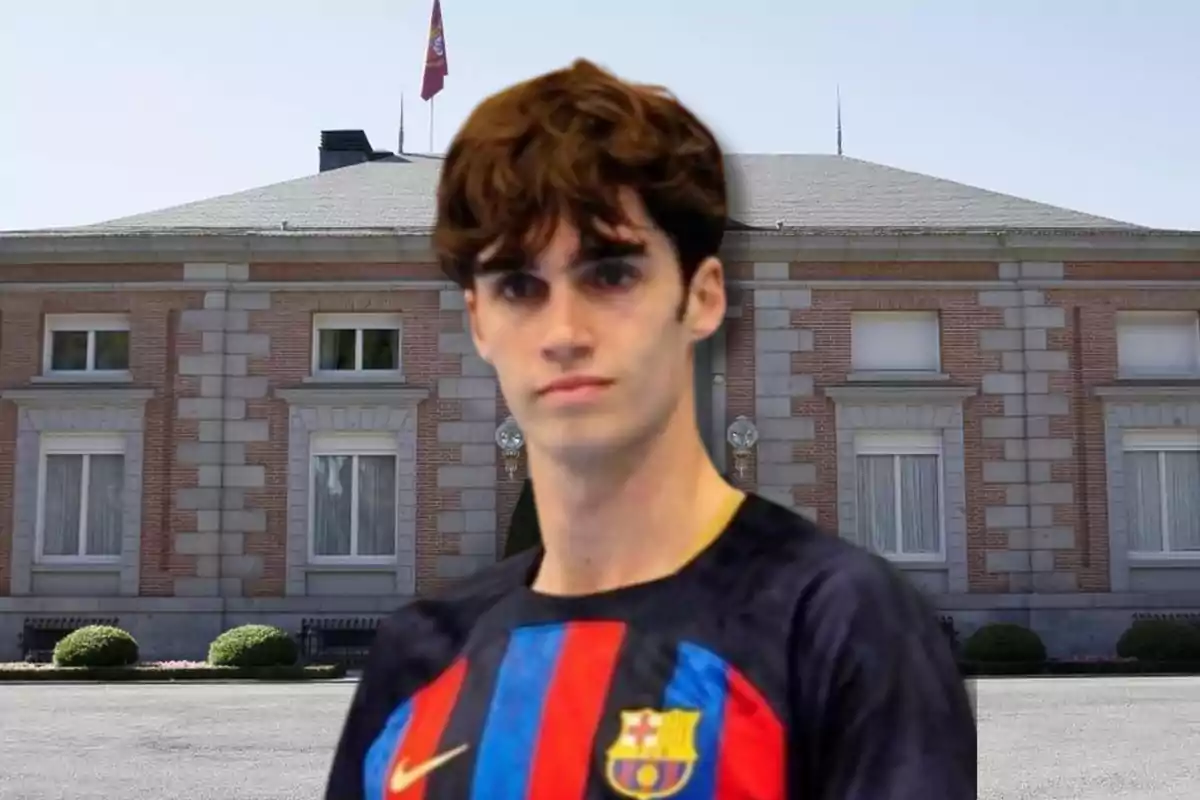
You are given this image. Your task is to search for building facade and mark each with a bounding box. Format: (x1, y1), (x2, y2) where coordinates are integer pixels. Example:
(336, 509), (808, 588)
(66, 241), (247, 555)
(2, 134), (1199, 660)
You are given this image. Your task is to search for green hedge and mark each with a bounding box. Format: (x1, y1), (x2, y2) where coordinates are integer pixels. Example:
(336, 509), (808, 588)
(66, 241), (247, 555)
(961, 623), (1047, 664)
(1116, 619), (1200, 663)
(53, 625), (139, 668)
(0, 664), (344, 682)
(208, 624), (298, 668)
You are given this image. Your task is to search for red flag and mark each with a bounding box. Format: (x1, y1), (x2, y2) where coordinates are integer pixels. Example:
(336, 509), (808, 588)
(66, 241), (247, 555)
(420, 0), (448, 101)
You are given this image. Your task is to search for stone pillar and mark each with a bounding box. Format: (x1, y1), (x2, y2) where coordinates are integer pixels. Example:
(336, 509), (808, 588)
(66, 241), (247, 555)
(751, 263), (817, 517)
(978, 262), (1076, 593)
(434, 289), (500, 580)
(1016, 266), (1077, 592)
(174, 263), (268, 597)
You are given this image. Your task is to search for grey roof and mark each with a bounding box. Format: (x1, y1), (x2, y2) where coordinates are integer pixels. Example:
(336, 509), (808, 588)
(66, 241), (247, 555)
(76, 153), (1138, 234)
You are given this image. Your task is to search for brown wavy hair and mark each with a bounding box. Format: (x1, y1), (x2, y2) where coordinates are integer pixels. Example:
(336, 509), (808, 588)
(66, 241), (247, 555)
(433, 59), (728, 288)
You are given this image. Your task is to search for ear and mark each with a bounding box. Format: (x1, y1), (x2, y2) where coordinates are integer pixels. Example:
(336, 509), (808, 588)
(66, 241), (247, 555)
(685, 256), (727, 342)
(464, 288), (493, 364)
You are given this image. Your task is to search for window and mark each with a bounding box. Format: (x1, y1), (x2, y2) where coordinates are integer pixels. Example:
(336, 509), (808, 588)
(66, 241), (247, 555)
(851, 311), (940, 373)
(1123, 431), (1200, 556)
(309, 434), (398, 562)
(1116, 311), (1200, 378)
(853, 432), (943, 559)
(36, 435), (125, 562)
(43, 314), (131, 376)
(311, 313), (402, 377)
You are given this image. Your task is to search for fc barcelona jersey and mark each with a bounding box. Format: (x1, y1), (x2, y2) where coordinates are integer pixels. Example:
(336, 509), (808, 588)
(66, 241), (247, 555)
(325, 493), (977, 800)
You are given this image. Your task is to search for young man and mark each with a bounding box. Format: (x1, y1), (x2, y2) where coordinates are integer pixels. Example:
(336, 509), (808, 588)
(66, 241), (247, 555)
(326, 59), (977, 799)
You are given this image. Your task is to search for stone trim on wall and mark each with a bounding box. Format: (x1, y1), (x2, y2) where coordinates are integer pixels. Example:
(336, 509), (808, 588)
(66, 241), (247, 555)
(1097, 388), (1200, 592)
(173, 263), (273, 599)
(436, 289), (501, 580)
(828, 385), (975, 593)
(752, 267), (816, 515)
(281, 392), (426, 597)
(1, 388), (151, 596)
(977, 262), (1077, 593)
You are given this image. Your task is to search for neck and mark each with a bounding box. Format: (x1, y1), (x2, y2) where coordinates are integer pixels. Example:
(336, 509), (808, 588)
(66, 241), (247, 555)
(527, 409), (742, 596)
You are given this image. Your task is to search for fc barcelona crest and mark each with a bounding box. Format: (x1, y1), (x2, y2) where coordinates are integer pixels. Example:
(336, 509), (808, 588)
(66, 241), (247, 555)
(604, 708), (701, 799)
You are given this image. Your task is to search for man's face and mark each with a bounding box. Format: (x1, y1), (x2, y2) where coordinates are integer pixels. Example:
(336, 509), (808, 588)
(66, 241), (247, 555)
(465, 191), (727, 465)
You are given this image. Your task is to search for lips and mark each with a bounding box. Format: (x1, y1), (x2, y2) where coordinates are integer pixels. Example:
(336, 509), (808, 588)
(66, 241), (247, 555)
(537, 376), (614, 396)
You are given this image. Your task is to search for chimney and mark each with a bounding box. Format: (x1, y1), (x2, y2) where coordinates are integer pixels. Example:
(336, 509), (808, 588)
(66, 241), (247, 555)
(319, 130), (398, 172)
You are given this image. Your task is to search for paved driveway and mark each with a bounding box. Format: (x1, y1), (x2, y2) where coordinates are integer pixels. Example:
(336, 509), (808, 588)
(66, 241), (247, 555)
(977, 676), (1199, 799)
(0, 680), (354, 800)
(1, 676), (1197, 799)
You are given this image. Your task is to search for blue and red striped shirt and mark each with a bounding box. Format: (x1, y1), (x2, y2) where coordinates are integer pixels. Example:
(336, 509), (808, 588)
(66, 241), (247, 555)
(326, 493), (977, 799)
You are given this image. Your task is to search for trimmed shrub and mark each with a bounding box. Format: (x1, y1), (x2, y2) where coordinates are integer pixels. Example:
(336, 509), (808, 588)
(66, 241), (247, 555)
(1116, 618), (1200, 663)
(208, 624), (298, 668)
(961, 623), (1047, 664)
(53, 625), (139, 668)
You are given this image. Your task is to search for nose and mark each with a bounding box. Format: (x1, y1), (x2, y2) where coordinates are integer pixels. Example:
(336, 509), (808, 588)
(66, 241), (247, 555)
(539, 283), (594, 367)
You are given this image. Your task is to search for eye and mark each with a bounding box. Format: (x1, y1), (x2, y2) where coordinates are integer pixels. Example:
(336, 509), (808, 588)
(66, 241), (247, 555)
(495, 272), (547, 302)
(585, 260), (639, 291)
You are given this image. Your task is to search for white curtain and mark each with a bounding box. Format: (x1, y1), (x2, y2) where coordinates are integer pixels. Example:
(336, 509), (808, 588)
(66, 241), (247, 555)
(86, 454), (124, 556)
(851, 313), (940, 372)
(356, 455), (396, 556)
(1166, 452), (1200, 551)
(1124, 450), (1200, 553)
(856, 454), (940, 556)
(43, 455), (82, 556)
(900, 455), (941, 555)
(312, 454), (396, 556)
(313, 455), (352, 556)
(856, 456), (896, 554)
(1123, 452), (1163, 552)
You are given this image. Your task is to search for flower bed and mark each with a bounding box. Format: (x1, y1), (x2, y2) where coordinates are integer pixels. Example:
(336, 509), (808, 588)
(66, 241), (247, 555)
(0, 660), (346, 682)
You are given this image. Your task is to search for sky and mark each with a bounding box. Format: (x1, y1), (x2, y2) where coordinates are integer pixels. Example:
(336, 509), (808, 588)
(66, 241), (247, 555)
(2, 1), (1197, 232)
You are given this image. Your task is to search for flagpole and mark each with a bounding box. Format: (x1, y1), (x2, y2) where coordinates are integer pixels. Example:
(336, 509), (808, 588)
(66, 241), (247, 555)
(420, 0), (446, 154)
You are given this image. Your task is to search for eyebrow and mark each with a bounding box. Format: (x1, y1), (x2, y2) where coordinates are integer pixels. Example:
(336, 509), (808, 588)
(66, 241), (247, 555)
(577, 238), (646, 264)
(476, 238), (647, 277)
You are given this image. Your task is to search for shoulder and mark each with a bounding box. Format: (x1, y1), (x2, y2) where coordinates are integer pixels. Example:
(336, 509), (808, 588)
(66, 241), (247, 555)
(728, 493), (893, 590)
(371, 548), (537, 674)
(735, 503), (977, 796)
(325, 553), (536, 799)
(730, 493), (945, 659)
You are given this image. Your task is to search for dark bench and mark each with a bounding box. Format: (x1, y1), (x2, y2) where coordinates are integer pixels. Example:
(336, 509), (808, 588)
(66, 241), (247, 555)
(20, 616), (120, 663)
(299, 617), (381, 668)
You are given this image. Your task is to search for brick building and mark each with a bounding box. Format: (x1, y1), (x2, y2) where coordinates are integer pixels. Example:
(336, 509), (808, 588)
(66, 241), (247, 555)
(2, 130), (1199, 660)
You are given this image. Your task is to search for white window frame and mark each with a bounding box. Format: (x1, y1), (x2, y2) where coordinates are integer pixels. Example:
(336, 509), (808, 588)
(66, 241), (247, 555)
(42, 314), (132, 379)
(1115, 311), (1200, 379)
(307, 433), (399, 565)
(850, 311), (942, 374)
(854, 431), (947, 562)
(310, 313), (404, 379)
(1123, 429), (1200, 560)
(35, 433), (126, 565)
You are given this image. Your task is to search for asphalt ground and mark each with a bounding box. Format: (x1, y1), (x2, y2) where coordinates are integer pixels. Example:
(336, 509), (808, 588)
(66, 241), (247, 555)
(1, 676), (1197, 799)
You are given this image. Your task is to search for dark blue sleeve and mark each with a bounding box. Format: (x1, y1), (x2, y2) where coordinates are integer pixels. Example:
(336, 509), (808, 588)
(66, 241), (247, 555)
(792, 552), (977, 799)
(323, 604), (456, 800)
(323, 620), (407, 800)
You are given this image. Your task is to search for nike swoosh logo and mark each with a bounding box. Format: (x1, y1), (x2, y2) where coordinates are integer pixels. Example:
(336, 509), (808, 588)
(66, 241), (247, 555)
(389, 743), (469, 793)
